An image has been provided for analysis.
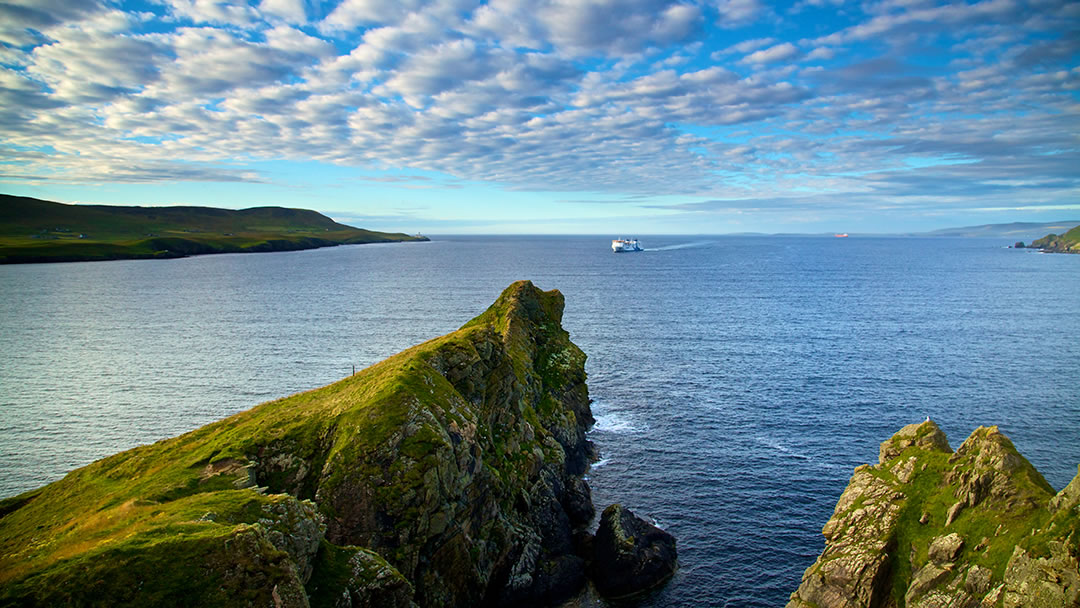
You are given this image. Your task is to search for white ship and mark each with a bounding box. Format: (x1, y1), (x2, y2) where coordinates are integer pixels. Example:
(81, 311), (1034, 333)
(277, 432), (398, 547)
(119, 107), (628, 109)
(611, 238), (643, 253)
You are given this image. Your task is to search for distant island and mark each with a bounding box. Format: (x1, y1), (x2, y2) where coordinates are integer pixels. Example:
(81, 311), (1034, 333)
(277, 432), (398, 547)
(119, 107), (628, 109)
(0, 194), (428, 264)
(1013, 224), (1080, 254)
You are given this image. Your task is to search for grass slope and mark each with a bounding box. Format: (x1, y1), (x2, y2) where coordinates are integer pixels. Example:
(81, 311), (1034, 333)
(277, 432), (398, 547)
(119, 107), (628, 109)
(1028, 224), (1080, 253)
(0, 281), (588, 607)
(0, 194), (427, 264)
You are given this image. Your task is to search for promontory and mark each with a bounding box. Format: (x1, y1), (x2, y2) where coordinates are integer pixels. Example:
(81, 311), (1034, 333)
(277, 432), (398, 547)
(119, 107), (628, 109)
(0, 281), (676, 607)
(788, 420), (1079, 607)
(0, 194), (428, 264)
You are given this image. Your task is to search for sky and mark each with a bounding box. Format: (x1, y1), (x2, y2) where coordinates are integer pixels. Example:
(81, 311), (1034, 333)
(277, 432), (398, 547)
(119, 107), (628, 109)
(0, 0), (1078, 234)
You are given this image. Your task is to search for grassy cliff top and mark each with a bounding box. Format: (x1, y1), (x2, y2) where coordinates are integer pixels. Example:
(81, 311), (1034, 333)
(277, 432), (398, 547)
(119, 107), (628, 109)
(0, 194), (427, 263)
(1029, 223), (1080, 253)
(0, 280), (590, 606)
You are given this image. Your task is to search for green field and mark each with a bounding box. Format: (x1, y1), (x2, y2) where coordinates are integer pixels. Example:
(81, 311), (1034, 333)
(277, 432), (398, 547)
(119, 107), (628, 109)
(0, 194), (427, 264)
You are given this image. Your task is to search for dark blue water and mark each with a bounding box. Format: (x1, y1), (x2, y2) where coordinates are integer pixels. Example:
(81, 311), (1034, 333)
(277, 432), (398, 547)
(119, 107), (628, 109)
(1, 236), (1078, 607)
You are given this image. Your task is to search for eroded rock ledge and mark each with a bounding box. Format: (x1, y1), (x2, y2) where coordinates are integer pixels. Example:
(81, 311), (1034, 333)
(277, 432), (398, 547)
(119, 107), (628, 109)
(787, 420), (1080, 608)
(0, 281), (675, 607)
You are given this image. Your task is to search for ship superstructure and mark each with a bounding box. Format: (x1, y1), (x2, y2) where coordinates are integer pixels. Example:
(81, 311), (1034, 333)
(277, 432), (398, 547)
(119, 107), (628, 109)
(611, 238), (643, 253)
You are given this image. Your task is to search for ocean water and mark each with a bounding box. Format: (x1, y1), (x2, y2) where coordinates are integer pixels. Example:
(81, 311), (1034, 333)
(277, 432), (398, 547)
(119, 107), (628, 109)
(1, 236), (1078, 606)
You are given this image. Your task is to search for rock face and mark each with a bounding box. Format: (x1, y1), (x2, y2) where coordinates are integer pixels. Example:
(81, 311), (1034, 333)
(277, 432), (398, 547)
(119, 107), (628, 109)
(587, 504), (678, 599)
(788, 421), (1080, 608)
(0, 281), (673, 607)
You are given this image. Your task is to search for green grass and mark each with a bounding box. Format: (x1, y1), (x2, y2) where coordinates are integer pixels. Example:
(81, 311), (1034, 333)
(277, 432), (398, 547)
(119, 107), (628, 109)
(876, 427), (1058, 606)
(1029, 223), (1080, 253)
(0, 280), (588, 606)
(0, 194), (427, 263)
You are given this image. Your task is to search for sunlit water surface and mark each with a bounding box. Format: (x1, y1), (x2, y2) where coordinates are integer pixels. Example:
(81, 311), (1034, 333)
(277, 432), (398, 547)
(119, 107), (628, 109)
(2, 236), (1078, 607)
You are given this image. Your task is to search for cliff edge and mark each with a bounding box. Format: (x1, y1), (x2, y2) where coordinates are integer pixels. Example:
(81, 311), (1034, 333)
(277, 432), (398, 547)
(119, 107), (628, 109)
(787, 420), (1080, 608)
(0, 281), (673, 607)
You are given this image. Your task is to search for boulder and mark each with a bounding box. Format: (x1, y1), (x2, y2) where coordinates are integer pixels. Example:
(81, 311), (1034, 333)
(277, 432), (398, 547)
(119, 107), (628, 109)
(588, 504), (678, 599)
(927, 533), (964, 564)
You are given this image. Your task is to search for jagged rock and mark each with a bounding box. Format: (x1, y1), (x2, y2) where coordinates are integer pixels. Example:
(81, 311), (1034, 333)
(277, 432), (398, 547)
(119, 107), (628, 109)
(306, 544), (416, 608)
(1050, 464), (1080, 513)
(928, 533), (964, 564)
(259, 496), (326, 583)
(588, 504), (678, 599)
(879, 420), (952, 464)
(1002, 541), (1080, 607)
(788, 420), (1075, 608)
(965, 565), (992, 595)
(905, 563), (952, 606)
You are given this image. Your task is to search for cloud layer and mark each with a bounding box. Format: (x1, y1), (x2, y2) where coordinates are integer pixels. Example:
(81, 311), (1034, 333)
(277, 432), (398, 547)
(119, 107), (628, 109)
(1, 0), (1077, 221)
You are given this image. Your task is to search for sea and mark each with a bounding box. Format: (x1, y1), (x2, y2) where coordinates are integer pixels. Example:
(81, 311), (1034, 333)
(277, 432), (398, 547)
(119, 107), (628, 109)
(1, 236), (1078, 607)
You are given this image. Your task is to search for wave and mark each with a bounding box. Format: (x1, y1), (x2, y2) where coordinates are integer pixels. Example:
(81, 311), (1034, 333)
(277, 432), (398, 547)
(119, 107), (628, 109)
(646, 240), (715, 252)
(590, 411), (648, 434)
(753, 435), (841, 471)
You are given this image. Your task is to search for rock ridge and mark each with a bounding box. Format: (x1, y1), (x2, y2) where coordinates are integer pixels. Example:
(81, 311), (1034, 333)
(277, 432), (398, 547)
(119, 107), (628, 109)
(788, 420), (1080, 608)
(0, 281), (675, 607)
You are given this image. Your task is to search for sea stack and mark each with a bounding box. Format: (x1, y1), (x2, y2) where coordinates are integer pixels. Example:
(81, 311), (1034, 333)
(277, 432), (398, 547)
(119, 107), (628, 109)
(0, 281), (676, 607)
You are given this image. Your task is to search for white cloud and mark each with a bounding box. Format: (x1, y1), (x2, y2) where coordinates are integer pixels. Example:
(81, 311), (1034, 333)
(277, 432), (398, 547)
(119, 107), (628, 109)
(805, 46), (837, 61)
(165, 0), (260, 26)
(740, 42), (800, 64)
(467, 0), (702, 55)
(1, 0), (1077, 214)
(259, 0), (307, 23)
(712, 0), (768, 26)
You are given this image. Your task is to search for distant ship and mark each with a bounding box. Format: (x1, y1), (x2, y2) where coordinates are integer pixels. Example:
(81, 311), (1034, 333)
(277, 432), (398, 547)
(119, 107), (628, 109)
(612, 238), (644, 252)
(834, 233), (849, 238)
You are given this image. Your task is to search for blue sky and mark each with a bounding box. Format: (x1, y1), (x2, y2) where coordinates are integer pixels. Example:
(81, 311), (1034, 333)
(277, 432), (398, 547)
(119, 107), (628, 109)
(1, 0), (1077, 234)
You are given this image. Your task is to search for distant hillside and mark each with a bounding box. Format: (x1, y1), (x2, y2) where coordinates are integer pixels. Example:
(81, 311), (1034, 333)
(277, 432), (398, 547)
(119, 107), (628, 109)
(0, 194), (427, 264)
(1024, 224), (1080, 254)
(922, 220), (1080, 240)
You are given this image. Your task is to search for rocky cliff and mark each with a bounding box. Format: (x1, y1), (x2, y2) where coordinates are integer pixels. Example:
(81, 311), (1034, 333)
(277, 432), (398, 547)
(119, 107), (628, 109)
(0, 281), (674, 607)
(787, 420), (1080, 608)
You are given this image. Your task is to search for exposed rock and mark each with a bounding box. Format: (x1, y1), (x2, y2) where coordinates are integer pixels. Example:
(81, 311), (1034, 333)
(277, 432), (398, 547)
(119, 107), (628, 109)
(0, 281), (671, 608)
(927, 533), (964, 564)
(788, 420), (1075, 608)
(905, 563), (952, 606)
(1050, 464), (1080, 513)
(878, 420), (952, 464)
(588, 504), (678, 599)
(306, 543), (416, 608)
(964, 564), (992, 595)
(259, 496), (326, 583)
(1002, 541), (1080, 608)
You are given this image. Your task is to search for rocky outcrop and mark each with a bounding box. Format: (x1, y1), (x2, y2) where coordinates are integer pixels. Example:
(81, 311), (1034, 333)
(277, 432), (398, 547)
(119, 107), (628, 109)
(788, 421), (1080, 608)
(0, 281), (674, 607)
(1024, 224), (1080, 253)
(587, 504), (678, 599)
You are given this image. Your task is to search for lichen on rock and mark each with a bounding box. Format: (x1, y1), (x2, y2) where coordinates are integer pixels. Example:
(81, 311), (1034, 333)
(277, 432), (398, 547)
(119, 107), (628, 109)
(787, 420), (1079, 608)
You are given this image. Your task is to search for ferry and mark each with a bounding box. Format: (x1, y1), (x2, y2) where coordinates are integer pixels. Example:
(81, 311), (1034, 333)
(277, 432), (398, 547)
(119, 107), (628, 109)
(834, 233), (849, 238)
(612, 238), (643, 253)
